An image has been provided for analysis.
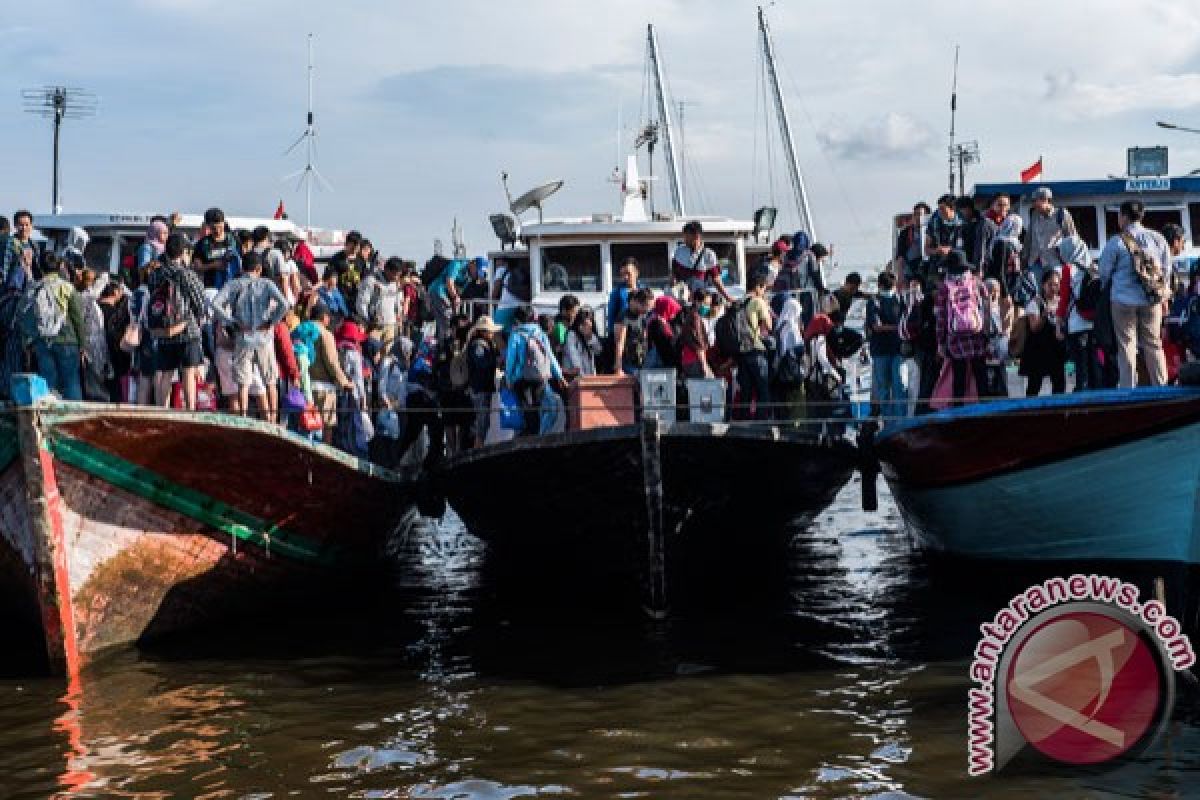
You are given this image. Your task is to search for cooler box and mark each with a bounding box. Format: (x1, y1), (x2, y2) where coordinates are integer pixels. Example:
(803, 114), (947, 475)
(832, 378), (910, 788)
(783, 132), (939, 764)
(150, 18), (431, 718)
(685, 378), (726, 424)
(568, 375), (636, 430)
(639, 368), (677, 423)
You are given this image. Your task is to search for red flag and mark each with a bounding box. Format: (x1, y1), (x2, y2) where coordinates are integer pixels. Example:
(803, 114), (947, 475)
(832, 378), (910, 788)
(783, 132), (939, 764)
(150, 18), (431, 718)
(273, 200), (285, 220)
(1020, 157), (1043, 184)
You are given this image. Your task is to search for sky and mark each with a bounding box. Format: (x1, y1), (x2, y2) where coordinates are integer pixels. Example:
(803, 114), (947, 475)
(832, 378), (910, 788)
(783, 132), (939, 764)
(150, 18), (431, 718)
(3, 0), (1200, 268)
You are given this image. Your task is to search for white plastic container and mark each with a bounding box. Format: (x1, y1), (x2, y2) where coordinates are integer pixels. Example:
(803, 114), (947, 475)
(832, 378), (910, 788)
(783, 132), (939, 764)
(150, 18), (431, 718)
(685, 377), (726, 424)
(639, 368), (677, 422)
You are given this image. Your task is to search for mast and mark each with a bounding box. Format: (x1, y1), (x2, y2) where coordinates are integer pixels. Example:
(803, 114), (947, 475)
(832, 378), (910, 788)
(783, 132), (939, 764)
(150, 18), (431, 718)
(646, 24), (685, 218)
(284, 33), (330, 231)
(758, 7), (815, 239)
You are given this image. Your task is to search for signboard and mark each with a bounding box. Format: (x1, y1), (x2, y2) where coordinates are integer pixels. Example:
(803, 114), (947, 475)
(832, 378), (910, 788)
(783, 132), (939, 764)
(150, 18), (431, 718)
(1126, 177), (1171, 192)
(1128, 147), (1169, 178)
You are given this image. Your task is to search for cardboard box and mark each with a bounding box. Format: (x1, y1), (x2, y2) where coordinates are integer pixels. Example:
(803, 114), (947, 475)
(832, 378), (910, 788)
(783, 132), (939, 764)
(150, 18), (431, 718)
(568, 375), (637, 430)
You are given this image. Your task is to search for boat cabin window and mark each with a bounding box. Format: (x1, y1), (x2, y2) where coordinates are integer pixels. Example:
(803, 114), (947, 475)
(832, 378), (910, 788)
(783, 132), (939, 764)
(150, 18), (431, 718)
(83, 236), (114, 273)
(540, 245), (602, 293)
(1189, 204), (1200, 245)
(611, 242), (671, 289)
(1063, 206), (1099, 249)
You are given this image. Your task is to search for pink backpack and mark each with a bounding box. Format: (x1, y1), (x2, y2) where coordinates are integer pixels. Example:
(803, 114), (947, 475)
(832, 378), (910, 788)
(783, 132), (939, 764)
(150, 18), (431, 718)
(947, 273), (983, 336)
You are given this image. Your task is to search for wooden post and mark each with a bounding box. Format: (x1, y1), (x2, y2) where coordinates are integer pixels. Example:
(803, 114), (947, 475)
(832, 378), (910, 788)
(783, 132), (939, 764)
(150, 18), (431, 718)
(640, 416), (667, 616)
(17, 408), (77, 677)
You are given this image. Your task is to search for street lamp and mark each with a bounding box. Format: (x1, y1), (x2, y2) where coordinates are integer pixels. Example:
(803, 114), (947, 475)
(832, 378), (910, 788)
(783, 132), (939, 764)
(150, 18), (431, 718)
(1158, 120), (1200, 135)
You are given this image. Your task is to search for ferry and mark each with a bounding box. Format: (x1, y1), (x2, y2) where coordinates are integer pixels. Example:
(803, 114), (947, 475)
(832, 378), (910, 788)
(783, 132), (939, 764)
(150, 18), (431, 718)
(436, 18), (861, 615)
(873, 149), (1200, 570)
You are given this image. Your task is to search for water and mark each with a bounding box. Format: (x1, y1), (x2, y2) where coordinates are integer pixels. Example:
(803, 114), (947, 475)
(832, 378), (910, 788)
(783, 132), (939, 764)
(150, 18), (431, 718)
(3, 483), (1200, 799)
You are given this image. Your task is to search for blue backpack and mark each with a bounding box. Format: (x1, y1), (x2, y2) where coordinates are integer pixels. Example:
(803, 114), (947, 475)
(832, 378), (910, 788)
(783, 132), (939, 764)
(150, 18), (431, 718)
(1184, 296), (1200, 358)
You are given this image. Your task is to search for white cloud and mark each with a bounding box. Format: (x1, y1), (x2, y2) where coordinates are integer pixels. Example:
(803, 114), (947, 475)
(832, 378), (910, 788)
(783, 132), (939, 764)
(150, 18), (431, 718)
(1044, 70), (1200, 118)
(816, 113), (937, 161)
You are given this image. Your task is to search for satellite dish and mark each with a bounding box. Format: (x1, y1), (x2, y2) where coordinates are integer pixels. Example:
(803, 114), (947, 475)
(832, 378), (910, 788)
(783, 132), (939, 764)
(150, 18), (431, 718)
(510, 180), (564, 222)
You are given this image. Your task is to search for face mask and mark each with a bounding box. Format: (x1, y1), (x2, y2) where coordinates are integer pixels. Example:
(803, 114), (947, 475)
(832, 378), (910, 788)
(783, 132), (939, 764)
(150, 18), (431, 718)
(699, 304), (712, 317)
(879, 288), (896, 297)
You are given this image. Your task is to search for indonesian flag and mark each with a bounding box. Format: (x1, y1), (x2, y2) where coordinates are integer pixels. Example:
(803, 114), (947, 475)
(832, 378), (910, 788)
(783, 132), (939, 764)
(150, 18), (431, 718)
(1020, 157), (1043, 184)
(273, 200), (286, 220)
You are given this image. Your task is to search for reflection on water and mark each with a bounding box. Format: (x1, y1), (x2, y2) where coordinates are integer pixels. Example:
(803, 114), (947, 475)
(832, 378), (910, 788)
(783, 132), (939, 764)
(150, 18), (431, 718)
(2, 481), (1199, 798)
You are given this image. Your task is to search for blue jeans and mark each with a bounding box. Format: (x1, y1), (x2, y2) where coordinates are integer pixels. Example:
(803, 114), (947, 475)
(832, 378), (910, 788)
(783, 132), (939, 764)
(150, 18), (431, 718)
(871, 354), (907, 421)
(34, 341), (82, 401)
(736, 350), (771, 421)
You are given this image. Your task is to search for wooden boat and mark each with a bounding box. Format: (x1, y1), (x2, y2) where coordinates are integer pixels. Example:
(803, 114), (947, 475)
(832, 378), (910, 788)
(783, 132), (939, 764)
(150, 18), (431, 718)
(873, 387), (1200, 564)
(0, 390), (419, 676)
(434, 418), (858, 611)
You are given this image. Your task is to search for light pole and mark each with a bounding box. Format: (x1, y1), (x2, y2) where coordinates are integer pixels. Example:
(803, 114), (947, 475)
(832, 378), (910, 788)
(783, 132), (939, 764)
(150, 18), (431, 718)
(1158, 121), (1200, 135)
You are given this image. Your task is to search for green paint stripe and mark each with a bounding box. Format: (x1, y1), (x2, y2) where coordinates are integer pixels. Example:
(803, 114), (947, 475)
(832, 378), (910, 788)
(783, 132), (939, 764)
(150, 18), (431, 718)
(43, 433), (337, 566)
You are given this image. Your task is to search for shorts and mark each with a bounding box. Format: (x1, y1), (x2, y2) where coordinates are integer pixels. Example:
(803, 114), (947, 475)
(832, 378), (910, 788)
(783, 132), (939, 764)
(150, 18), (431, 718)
(312, 387), (338, 428)
(137, 338), (158, 378)
(233, 335), (279, 388)
(215, 348), (265, 397)
(154, 336), (204, 373)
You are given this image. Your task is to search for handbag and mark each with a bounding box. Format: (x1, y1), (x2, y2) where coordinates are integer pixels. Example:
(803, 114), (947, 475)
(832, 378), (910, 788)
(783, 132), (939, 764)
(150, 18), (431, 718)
(299, 404), (323, 433)
(119, 321), (141, 353)
(498, 387), (524, 432)
(283, 386), (308, 414)
(775, 349), (805, 388)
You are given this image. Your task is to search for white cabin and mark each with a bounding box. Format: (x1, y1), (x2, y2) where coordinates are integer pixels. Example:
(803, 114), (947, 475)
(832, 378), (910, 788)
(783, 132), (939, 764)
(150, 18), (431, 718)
(33, 212), (322, 275)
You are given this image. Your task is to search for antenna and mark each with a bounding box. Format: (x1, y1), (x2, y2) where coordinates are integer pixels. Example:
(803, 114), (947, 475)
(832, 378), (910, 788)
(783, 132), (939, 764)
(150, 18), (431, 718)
(284, 33), (332, 231)
(22, 86), (98, 214)
(948, 45), (959, 194)
(945, 45), (981, 196)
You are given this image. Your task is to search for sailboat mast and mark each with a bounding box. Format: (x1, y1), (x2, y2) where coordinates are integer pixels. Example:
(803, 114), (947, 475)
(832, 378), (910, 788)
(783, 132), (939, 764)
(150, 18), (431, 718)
(758, 6), (816, 239)
(305, 33), (314, 231)
(647, 24), (686, 218)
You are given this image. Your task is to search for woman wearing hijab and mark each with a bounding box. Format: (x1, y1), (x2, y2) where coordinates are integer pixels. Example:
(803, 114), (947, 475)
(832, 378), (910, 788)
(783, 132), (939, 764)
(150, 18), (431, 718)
(1055, 235), (1101, 391)
(774, 296), (807, 419)
(644, 294), (683, 370)
(135, 221), (168, 288)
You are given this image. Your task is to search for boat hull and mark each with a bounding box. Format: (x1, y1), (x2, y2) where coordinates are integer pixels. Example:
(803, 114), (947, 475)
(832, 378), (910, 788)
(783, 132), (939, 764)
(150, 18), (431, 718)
(438, 421), (858, 606)
(876, 388), (1200, 564)
(0, 404), (419, 675)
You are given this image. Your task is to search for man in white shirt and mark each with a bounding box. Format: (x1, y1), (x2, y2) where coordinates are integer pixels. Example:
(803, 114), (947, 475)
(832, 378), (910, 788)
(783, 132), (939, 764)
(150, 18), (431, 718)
(672, 221), (732, 303)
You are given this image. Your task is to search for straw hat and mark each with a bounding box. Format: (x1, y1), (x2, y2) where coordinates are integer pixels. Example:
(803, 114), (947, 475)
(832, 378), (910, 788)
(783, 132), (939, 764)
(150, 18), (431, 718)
(468, 315), (502, 339)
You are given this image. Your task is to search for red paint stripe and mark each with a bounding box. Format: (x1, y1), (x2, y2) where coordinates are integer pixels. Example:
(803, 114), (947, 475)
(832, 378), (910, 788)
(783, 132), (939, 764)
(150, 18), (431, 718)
(39, 448), (80, 681)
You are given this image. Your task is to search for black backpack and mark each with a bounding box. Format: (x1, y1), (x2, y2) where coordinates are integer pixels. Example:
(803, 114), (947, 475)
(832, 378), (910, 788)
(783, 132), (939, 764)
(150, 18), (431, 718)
(1075, 267), (1102, 320)
(715, 299), (755, 358)
(146, 273), (186, 334)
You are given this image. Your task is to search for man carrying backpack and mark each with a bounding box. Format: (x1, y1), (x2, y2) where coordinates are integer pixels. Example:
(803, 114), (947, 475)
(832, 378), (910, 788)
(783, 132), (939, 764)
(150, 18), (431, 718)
(24, 251), (85, 401)
(149, 234), (208, 410)
(1098, 200), (1169, 388)
(731, 272), (774, 421)
(866, 271), (906, 422)
(934, 250), (989, 405)
(504, 305), (564, 436)
(1024, 187), (1076, 282)
(192, 208), (241, 291)
(211, 250), (289, 421)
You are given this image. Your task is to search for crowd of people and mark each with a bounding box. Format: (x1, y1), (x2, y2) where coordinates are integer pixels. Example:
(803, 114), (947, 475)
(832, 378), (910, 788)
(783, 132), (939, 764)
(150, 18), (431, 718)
(882, 190), (1189, 415)
(0, 192), (1186, 468)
